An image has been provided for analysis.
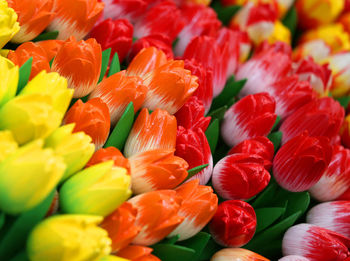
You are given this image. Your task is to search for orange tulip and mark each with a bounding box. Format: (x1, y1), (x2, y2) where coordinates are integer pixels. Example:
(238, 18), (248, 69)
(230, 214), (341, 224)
(8, 0), (55, 43)
(100, 202), (140, 253)
(168, 180), (218, 241)
(124, 108), (177, 158)
(7, 42), (50, 80)
(128, 190), (184, 245)
(51, 37), (102, 98)
(128, 149), (188, 194)
(126, 47), (168, 78)
(89, 70), (147, 125)
(64, 98), (110, 150)
(117, 245), (160, 261)
(48, 0), (104, 40)
(211, 248), (269, 261)
(36, 40), (64, 61)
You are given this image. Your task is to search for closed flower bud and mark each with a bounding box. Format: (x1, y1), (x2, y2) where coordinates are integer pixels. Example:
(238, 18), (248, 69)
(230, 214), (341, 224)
(60, 161), (131, 217)
(27, 214), (112, 261)
(341, 115), (350, 148)
(86, 147), (130, 172)
(101, 202), (140, 253)
(0, 140), (65, 214)
(0, 0), (20, 48)
(89, 18), (133, 63)
(309, 145), (350, 201)
(307, 201), (350, 239)
(273, 132), (332, 192)
(36, 39), (64, 61)
(8, 0), (54, 43)
(282, 224), (350, 260)
(45, 124), (95, 181)
(51, 37), (102, 98)
(48, 0), (104, 40)
(168, 180), (218, 240)
(209, 200), (257, 247)
(293, 39), (332, 62)
(212, 153), (270, 200)
(0, 56), (18, 107)
(279, 255), (311, 261)
(175, 127), (213, 185)
(89, 70), (147, 125)
(117, 245), (160, 261)
(211, 248), (269, 261)
(64, 98), (110, 150)
(221, 93), (277, 147)
(0, 130), (18, 162)
(124, 108), (176, 158)
(128, 190), (184, 245)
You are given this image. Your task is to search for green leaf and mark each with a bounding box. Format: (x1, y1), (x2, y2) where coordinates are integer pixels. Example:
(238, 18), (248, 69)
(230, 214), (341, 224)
(186, 164), (209, 180)
(211, 2), (241, 25)
(17, 58), (33, 94)
(9, 251), (28, 261)
(336, 96), (350, 110)
(255, 208), (286, 233)
(178, 232), (211, 261)
(152, 244), (195, 261)
(33, 31), (59, 42)
(208, 106), (227, 121)
(252, 181), (279, 208)
(198, 237), (222, 261)
(282, 6), (298, 37)
(0, 190), (56, 260)
(98, 48), (111, 83)
(161, 235), (179, 245)
(104, 102), (134, 150)
(108, 53), (120, 77)
(271, 116), (281, 132)
(268, 131), (282, 152)
(205, 119), (219, 153)
(0, 212), (5, 231)
(274, 190), (310, 218)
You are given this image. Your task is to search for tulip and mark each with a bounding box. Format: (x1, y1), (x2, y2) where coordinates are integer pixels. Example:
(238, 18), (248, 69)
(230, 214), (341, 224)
(117, 245), (160, 261)
(255, 40), (292, 56)
(0, 0), (20, 48)
(128, 190), (184, 245)
(89, 18), (133, 63)
(309, 145), (350, 201)
(48, 0), (104, 40)
(51, 37), (102, 98)
(168, 180), (218, 240)
(341, 115), (350, 148)
(295, 0), (344, 29)
(175, 127), (213, 185)
(279, 97), (344, 144)
(8, 0), (54, 43)
(221, 93), (277, 147)
(86, 147), (130, 172)
(293, 39), (332, 62)
(64, 98), (110, 150)
(99, 256), (129, 261)
(174, 0), (211, 5)
(273, 132), (332, 192)
(60, 161), (131, 217)
(0, 56), (18, 107)
(339, 12), (350, 34)
(124, 108), (177, 158)
(228, 136), (274, 170)
(0, 140), (65, 214)
(27, 214), (112, 261)
(36, 39), (64, 61)
(209, 200), (257, 247)
(268, 21), (291, 45)
(282, 224), (350, 260)
(0, 130), (18, 162)
(279, 256), (311, 261)
(89, 70), (147, 125)
(100, 202), (140, 253)
(100, 0), (148, 22)
(45, 124), (95, 181)
(7, 42), (51, 80)
(128, 148), (188, 194)
(211, 248), (269, 261)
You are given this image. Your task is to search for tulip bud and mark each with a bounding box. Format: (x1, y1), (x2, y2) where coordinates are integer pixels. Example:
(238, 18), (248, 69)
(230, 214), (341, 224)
(51, 37), (102, 98)
(36, 39), (64, 61)
(89, 70), (147, 125)
(117, 245), (160, 261)
(128, 190), (184, 245)
(0, 140), (65, 214)
(211, 248), (269, 261)
(293, 39), (331, 62)
(64, 98), (110, 150)
(0, 56), (18, 107)
(8, 0), (54, 43)
(221, 93), (277, 147)
(0, 0), (20, 48)
(228, 136), (274, 170)
(273, 132), (332, 192)
(100, 0), (148, 22)
(282, 224), (350, 260)
(60, 161), (131, 217)
(341, 115), (350, 148)
(255, 40), (292, 56)
(280, 97), (344, 144)
(168, 180), (218, 240)
(89, 18), (133, 63)
(45, 124), (95, 181)
(124, 108), (176, 158)
(209, 200), (257, 247)
(175, 127), (213, 185)
(101, 202), (140, 253)
(86, 147), (130, 172)
(309, 145), (350, 201)
(279, 256), (310, 261)
(48, 0), (104, 40)
(27, 214), (112, 261)
(267, 21), (291, 46)
(0, 130), (18, 162)
(339, 12), (350, 34)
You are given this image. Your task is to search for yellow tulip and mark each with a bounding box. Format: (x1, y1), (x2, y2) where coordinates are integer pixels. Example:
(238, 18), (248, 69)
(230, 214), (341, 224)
(99, 256), (129, 261)
(27, 214), (112, 261)
(0, 56), (18, 107)
(0, 130), (17, 162)
(60, 161), (131, 216)
(45, 124), (95, 181)
(268, 21), (291, 45)
(0, 0), (20, 48)
(0, 139), (65, 214)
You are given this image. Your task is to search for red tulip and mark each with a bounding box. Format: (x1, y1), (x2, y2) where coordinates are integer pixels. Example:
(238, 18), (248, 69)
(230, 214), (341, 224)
(341, 115), (350, 148)
(209, 200), (257, 247)
(273, 132), (332, 192)
(100, 0), (148, 22)
(255, 40), (292, 56)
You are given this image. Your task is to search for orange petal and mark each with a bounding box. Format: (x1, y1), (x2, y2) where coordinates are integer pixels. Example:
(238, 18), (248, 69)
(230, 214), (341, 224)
(211, 248), (270, 261)
(117, 245), (160, 261)
(36, 40), (64, 61)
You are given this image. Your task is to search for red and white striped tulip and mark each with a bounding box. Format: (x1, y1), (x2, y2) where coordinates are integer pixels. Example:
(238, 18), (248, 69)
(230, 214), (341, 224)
(100, 0), (148, 22)
(293, 39), (332, 63)
(279, 256), (310, 261)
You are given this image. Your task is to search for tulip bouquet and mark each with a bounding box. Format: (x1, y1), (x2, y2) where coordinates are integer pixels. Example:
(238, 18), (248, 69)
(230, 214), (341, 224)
(1, 0), (350, 260)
